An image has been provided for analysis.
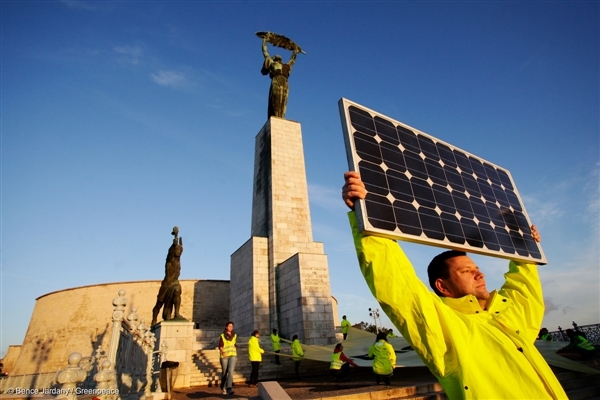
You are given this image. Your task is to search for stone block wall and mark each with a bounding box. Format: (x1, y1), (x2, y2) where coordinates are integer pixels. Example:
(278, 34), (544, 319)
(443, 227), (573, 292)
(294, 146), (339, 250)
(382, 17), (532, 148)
(278, 253), (335, 345)
(1, 345), (21, 374)
(229, 237), (269, 336)
(10, 280), (229, 375)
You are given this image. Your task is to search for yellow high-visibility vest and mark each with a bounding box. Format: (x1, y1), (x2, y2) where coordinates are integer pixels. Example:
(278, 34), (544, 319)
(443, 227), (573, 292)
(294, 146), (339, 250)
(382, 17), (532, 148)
(220, 333), (237, 358)
(330, 352), (343, 370)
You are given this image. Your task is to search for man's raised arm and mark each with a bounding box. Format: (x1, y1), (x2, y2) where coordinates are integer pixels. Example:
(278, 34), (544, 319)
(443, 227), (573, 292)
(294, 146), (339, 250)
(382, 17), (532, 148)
(342, 172), (450, 376)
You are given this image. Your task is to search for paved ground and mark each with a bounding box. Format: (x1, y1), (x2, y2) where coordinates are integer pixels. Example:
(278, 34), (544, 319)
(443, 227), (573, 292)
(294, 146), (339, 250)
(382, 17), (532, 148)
(171, 367), (439, 400)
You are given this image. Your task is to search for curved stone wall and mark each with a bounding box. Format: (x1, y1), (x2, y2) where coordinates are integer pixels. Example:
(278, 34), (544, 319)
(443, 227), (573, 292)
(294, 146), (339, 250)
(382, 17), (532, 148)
(11, 279), (229, 375)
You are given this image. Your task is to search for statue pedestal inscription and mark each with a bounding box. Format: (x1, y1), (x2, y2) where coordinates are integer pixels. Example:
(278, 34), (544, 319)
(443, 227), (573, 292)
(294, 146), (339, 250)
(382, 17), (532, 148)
(230, 117), (335, 345)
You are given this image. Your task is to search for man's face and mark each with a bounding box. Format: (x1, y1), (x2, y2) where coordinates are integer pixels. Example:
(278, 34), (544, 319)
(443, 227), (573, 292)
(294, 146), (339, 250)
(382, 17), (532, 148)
(440, 255), (490, 301)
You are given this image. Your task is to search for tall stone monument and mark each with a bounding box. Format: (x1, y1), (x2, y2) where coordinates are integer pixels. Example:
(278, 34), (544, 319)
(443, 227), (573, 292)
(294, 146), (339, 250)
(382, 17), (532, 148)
(230, 117), (335, 345)
(229, 34), (335, 345)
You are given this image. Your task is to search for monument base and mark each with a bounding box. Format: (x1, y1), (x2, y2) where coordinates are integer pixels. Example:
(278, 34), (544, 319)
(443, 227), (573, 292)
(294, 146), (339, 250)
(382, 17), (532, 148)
(152, 321), (195, 388)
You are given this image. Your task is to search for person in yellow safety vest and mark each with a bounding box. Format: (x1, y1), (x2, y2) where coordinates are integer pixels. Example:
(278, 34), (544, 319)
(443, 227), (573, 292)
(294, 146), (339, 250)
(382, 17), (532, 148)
(342, 172), (568, 399)
(270, 328), (282, 365)
(218, 321), (237, 395)
(247, 330), (265, 387)
(559, 329), (596, 359)
(341, 315), (351, 340)
(538, 327), (553, 341)
(291, 334), (304, 379)
(368, 332), (396, 385)
(330, 343), (358, 381)
(386, 329), (397, 339)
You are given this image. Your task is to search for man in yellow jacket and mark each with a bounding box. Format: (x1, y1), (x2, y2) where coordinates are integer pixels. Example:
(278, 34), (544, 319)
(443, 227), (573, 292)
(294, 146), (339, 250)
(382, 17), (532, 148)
(247, 330), (265, 387)
(291, 334), (304, 379)
(270, 328), (282, 365)
(341, 315), (351, 340)
(342, 172), (567, 399)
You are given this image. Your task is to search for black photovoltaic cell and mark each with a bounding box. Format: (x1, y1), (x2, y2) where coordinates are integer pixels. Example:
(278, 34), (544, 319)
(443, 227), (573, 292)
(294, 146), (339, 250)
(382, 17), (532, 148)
(339, 98), (546, 264)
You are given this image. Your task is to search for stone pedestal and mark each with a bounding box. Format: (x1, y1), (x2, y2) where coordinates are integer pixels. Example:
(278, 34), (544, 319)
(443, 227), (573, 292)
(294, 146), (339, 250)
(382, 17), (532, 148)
(230, 117), (335, 344)
(152, 321), (195, 388)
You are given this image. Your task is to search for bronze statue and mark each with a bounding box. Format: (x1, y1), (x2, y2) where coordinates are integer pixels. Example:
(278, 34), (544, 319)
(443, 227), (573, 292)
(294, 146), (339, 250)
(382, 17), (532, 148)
(151, 226), (185, 326)
(257, 32), (305, 119)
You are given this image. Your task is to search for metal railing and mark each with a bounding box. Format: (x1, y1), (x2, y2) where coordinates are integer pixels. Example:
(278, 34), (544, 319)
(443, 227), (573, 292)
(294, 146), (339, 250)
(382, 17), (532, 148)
(548, 321), (600, 345)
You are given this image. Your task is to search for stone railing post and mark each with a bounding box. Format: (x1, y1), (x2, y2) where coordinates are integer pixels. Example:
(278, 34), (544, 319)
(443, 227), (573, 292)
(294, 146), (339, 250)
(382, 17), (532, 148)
(55, 352), (87, 400)
(107, 290), (127, 366)
(103, 290), (126, 400)
(94, 360), (117, 400)
(143, 325), (157, 398)
(152, 342), (168, 395)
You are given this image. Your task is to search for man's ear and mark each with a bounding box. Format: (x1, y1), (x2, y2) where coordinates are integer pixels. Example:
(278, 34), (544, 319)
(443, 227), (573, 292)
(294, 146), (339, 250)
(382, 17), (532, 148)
(435, 278), (452, 297)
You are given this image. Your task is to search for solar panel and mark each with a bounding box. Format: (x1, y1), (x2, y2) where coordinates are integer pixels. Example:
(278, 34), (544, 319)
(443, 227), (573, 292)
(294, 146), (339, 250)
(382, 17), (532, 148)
(339, 98), (547, 265)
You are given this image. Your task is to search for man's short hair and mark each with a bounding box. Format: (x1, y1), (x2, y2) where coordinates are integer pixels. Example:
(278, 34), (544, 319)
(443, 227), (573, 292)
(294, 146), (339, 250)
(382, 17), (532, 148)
(427, 250), (467, 296)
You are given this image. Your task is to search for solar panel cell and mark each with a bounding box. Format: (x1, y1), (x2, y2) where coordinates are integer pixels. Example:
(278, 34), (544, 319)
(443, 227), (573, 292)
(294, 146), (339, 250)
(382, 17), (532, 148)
(374, 116), (399, 145)
(365, 193), (396, 231)
(404, 151), (428, 180)
(419, 207), (445, 240)
(354, 132), (382, 165)
(358, 161), (388, 196)
(387, 169), (414, 203)
(394, 200), (422, 235)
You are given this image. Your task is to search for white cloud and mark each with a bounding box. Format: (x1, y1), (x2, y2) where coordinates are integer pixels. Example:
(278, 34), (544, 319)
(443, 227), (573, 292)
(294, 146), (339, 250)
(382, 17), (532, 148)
(584, 162), (599, 234)
(541, 257), (599, 328)
(544, 297), (559, 315)
(308, 183), (343, 212)
(150, 70), (186, 88)
(521, 194), (563, 223)
(114, 45), (143, 65)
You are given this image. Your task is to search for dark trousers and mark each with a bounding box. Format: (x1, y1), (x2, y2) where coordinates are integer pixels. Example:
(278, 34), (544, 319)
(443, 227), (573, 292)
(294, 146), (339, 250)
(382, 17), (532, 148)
(375, 372), (392, 385)
(574, 347), (596, 359)
(249, 361), (260, 384)
(294, 360), (301, 378)
(274, 350), (281, 364)
(331, 363), (350, 380)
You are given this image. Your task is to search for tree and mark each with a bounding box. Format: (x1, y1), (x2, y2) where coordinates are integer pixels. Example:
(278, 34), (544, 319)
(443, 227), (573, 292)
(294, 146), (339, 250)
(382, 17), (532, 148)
(360, 321), (390, 334)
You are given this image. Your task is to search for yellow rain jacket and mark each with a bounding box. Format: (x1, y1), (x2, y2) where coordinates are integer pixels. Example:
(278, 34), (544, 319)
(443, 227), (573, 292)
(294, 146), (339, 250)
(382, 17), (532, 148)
(368, 339), (396, 375)
(248, 336), (265, 362)
(271, 333), (281, 351)
(350, 212), (567, 399)
(341, 318), (351, 334)
(292, 339), (304, 361)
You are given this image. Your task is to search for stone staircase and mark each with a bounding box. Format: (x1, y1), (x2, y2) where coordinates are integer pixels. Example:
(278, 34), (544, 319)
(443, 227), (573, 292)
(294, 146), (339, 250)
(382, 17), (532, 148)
(188, 330), (331, 388)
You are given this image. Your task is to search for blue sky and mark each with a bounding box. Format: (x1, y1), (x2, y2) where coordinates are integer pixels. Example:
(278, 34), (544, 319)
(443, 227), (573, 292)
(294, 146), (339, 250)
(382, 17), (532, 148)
(1, 1), (598, 357)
